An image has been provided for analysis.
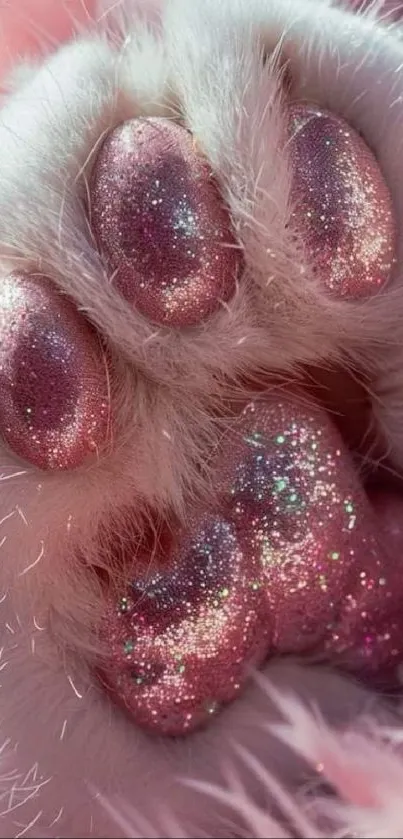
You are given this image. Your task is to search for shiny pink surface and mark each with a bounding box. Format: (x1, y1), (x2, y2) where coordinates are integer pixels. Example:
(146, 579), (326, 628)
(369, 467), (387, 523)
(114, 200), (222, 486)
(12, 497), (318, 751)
(90, 118), (242, 327)
(0, 272), (110, 470)
(101, 394), (403, 736)
(288, 103), (396, 298)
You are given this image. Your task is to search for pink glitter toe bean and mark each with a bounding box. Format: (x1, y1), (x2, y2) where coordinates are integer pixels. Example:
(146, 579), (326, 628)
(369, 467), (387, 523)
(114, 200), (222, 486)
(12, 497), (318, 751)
(288, 103), (396, 298)
(90, 118), (242, 327)
(0, 272), (110, 470)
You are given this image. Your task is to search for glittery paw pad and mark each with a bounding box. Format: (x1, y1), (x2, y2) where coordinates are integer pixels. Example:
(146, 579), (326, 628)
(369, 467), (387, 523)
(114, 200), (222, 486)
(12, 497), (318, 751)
(0, 272), (110, 470)
(101, 395), (402, 736)
(288, 104), (396, 298)
(90, 118), (242, 327)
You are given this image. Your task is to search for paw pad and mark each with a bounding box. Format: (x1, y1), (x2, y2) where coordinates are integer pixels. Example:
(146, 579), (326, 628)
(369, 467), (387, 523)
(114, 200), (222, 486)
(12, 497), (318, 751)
(90, 118), (242, 327)
(288, 104), (396, 298)
(0, 272), (110, 470)
(101, 395), (402, 736)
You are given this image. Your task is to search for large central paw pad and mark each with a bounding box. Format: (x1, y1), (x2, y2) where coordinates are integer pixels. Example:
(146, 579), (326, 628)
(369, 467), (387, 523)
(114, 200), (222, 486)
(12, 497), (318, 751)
(101, 395), (402, 736)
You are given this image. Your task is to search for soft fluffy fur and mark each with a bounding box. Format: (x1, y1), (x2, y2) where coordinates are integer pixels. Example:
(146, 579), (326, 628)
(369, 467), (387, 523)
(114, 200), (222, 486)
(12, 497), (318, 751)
(2, 0), (403, 836)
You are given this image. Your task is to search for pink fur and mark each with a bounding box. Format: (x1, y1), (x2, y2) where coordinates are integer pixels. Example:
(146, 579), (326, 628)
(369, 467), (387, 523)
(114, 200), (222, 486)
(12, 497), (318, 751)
(2, 0), (403, 836)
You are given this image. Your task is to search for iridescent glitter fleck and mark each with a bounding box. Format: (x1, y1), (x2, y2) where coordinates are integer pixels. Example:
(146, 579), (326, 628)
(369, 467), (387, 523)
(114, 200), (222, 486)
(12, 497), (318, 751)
(288, 103), (396, 298)
(90, 118), (242, 327)
(0, 272), (110, 470)
(101, 394), (403, 736)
